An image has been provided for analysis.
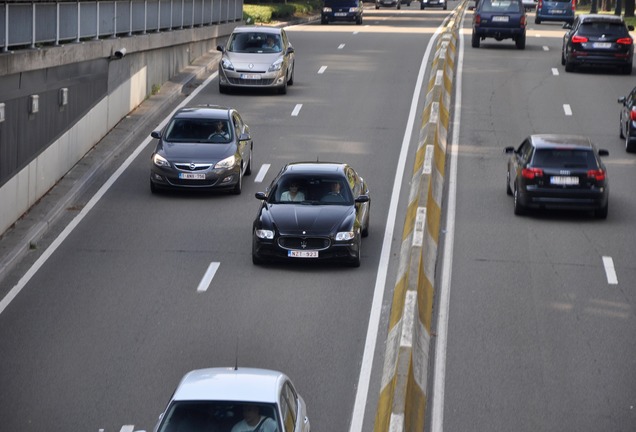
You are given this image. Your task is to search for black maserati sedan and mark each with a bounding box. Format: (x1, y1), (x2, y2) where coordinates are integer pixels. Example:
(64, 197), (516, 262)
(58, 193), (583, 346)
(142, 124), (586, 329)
(505, 134), (609, 219)
(252, 162), (370, 267)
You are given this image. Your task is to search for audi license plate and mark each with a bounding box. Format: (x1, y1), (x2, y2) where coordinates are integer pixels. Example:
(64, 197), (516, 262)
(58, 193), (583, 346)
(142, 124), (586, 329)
(593, 42), (612, 49)
(288, 250), (319, 258)
(492, 16), (509, 22)
(179, 173), (206, 180)
(240, 73), (261, 80)
(550, 176), (579, 185)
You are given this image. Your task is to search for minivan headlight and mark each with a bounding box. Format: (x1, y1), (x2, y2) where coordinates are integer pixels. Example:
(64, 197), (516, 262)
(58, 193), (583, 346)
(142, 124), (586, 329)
(221, 57), (234, 71)
(269, 58), (284, 72)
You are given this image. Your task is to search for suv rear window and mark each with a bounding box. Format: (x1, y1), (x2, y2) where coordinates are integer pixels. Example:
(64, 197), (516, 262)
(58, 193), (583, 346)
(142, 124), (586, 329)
(532, 149), (599, 169)
(579, 22), (629, 37)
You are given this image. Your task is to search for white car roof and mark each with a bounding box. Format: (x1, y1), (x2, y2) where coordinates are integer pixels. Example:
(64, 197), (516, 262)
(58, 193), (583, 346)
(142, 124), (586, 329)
(172, 367), (285, 403)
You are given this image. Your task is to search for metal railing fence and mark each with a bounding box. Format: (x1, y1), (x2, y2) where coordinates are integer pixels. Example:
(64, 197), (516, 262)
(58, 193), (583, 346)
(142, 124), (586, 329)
(1, 0), (243, 52)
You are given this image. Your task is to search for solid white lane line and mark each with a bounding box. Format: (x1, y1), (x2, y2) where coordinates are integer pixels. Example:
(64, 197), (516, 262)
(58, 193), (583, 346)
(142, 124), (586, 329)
(318, 65), (328, 74)
(254, 164), (270, 183)
(602, 256), (618, 285)
(291, 104), (302, 116)
(552, 68), (559, 76)
(431, 16), (465, 432)
(563, 104), (572, 116)
(0, 71), (220, 317)
(348, 17), (448, 432)
(338, 43), (345, 49)
(197, 262), (220, 293)
(543, 45), (549, 51)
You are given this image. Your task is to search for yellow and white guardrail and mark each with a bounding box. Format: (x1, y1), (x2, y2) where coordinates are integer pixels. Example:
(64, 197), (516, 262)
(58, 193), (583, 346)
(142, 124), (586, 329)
(373, 3), (466, 431)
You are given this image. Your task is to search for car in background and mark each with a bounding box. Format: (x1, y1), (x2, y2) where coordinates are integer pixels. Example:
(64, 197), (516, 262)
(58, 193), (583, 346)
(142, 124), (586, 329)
(420, 0), (447, 10)
(521, 0), (536, 10)
(472, 0), (527, 49)
(618, 86), (636, 152)
(504, 134), (609, 219)
(150, 105), (253, 195)
(152, 367), (310, 432)
(535, 0), (574, 24)
(321, 0), (363, 24)
(376, 0), (401, 10)
(216, 26), (295, 94)
(561, 14), (634, 74)
(252, 162), (370, 267)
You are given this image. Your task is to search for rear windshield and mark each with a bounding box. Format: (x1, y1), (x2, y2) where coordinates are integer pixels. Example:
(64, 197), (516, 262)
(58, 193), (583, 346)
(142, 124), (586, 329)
(578, 22), (629, 37)
(481, 0), (522, 13)
(324, 0), (360, 5)
(532, 149), (599, 169)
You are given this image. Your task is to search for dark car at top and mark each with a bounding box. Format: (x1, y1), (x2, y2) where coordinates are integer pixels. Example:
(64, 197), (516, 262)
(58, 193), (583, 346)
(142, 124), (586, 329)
(472, 0), (527, 49)
(149, 105), (253, 194)
(618, 85), (636, 152)
(321, 0), (363, 25)
(252, 162), (370, 267)
(534, 0), (574, 25)
(561, 14), (634, 74)
(505, 134), (609, 219)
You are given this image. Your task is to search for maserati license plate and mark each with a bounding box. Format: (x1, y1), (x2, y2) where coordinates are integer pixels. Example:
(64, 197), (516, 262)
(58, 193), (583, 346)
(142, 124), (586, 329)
(288, 250), (319, 258)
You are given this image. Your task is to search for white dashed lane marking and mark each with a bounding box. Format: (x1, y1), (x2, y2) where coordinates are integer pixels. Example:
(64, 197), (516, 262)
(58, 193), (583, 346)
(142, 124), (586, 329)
(254, 164), (270, 183)
(338, 43), (345, 49)
(292, 104), (302, 116)
(563, 104), (572, 116)
(318, 65), (328, 74)
(197, 262), (220, 293)
(543, 45), (549, 51)
(552, 68), (559, 76)
(602, 256), (618, 285)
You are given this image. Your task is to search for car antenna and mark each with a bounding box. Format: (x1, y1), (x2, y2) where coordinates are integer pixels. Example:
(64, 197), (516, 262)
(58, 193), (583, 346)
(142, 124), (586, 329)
(234, 338), (239, 370)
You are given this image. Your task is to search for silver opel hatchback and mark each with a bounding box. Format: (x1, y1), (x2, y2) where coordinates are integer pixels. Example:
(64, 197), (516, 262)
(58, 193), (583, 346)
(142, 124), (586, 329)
(217, 26), (295, 95)
(152, 367), (310, 432)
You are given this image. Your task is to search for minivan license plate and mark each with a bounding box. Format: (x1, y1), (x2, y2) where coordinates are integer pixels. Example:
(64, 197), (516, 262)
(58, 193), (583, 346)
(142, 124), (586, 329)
(240, 73), (261, 80)
(288, 250), (319, 258)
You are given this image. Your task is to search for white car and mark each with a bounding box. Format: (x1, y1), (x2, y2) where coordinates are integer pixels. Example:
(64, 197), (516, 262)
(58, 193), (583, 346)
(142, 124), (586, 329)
(522, 0), (537, 10)
(152, 367), (310, 432)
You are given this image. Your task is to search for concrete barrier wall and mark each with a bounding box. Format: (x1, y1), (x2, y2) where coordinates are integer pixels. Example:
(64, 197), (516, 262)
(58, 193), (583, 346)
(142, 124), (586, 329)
(0, 21), (237, 236)
(373, 3), (466, 431)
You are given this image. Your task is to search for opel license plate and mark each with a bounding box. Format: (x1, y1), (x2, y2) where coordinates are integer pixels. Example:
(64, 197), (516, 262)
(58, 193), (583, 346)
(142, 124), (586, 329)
(288, 250), (319, 258)
(179, 173), (206, 180)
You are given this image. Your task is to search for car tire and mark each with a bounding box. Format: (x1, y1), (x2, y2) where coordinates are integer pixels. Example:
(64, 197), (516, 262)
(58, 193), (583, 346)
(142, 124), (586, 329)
(564, 59), (574, 72)
(420, 2), (425, 9)
(471, 32), (480, 48)
(397, 3), (401, 9)
(357, 16), (363, 25)
(623, 63), (632, 75)
(535, 17), (541, 24)
(513, 184), (526, 215)
(619, 117), (625, 139)
(150, 180), (158, 194)
(252, 252), (265, 265)
(245, 149), (252, 176)
(516, 33), (526, 50)
(443, 4), (447, 9)
(506, 170), (513, 196)
(219, 82), (228, 94)
(376, 4), (380, 9)
(362, 205), (370, 237)
(349, 239), (361, 268)
(595, 203), (608, 219)
(232, 171), (242, 195)
(321, 18), (328, 24)
(561, 50), (566, 65)
(278, 79), (288, 95)
(287, 64), (294, 86)
(626, 134), (636, 153)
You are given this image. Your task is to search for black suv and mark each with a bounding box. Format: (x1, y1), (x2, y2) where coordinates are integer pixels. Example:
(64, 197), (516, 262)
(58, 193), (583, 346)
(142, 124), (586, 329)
(472, 0), (527, 49)
(561, 14), (634, 74)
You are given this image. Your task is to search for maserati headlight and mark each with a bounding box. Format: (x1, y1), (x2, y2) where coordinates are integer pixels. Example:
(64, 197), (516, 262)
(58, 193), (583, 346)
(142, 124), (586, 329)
(255, 229), (274, 239)
(153, 153), (170, 167)
(215, 155), (236, 169)
(269, 58), (284, 72)
(336, 231), (355, 241)
(221, 58), (234, 71)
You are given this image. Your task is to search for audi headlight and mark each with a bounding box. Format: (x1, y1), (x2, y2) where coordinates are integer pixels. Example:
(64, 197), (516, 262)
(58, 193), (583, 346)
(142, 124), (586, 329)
(153, 153), (170, 167)
(221, 58), (235, 71)
(255, 229), (274, 239)
(215, 155), (236, 169)
(336, 231), (355, 241)
(269, 58), (284, 72)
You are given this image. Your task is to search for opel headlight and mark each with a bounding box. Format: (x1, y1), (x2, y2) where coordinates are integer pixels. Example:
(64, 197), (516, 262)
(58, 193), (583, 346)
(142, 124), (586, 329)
(255, 229), (274, 239)
(153, 153), (170, 167)
(336, 231), (355, 241)
(215, 155), (237, 169)
(269, 58), (284, 72)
